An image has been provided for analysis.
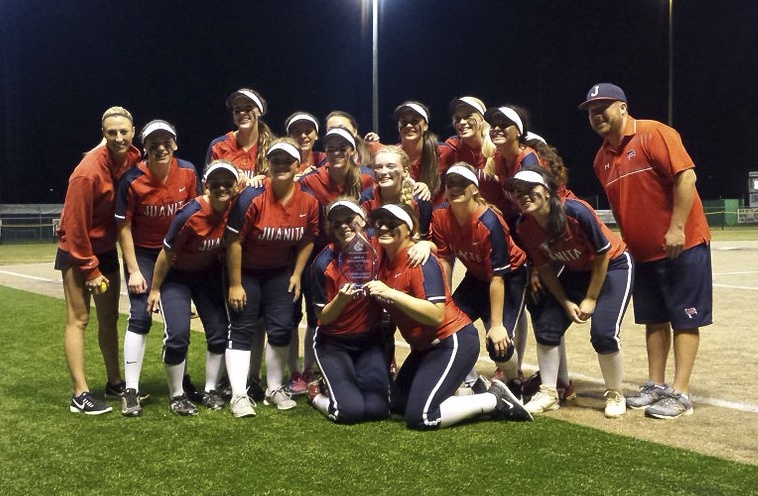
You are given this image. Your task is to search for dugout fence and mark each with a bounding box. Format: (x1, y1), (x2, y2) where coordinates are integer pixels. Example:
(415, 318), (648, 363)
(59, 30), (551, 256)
(0, 204), (63, 243)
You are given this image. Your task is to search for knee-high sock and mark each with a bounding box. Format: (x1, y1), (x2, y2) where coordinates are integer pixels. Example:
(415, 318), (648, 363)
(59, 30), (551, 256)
(165, 360), (185, 398)
(124, 331), (147, 391)
(536, 342), (560, 388)
(225, 349), (251, 399)
(439, 393), (497, 428)
(287, 328), (300, 374)
(204, 351), (223, 392)
(514, 314), (528, 372)
(249, 330), (265, 380)
(266, 344), (288, 391)
(495, 349), (520, 382)
(302, 326), (316, 371)
(464, 367), (479, 386)
(558, 336), (570, 384)
(598, 351), (623, 390)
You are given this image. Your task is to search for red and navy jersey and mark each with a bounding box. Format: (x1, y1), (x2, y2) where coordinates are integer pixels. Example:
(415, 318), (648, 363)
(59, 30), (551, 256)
(205, 131), (259, 180)
(515, 198), (627, 272)
(494, 147), (577, 223)
(227, 180), (319, 270)
(438, 136), (506, 208)
(377, 246), (471, 350)
(298, 150), (328, 173)
(299, 165), (374, 248)
(360, 185), (433, 240)
(58, 144), (141, 279)
(163, 196), (230, 272)
(299, 165), (374, 204)
(115, 158), (200, 249)
(311, 243), (383, 337)
(431, 204), (526, 282)
(439, 136), (487, 170)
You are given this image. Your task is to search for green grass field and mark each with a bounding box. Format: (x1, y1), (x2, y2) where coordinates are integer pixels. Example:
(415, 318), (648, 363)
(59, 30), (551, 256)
(1, 286), (757, 495)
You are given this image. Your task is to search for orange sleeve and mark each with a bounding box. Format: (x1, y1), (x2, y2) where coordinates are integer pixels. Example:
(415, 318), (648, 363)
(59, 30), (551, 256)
(61, 176), (102, 280)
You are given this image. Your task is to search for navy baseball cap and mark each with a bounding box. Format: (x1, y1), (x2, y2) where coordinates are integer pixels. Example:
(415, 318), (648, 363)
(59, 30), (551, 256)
(577, 83), (627, 110)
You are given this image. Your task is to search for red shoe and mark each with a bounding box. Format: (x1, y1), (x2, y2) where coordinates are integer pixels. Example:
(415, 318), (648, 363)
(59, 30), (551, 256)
(287, 372), (307, 396)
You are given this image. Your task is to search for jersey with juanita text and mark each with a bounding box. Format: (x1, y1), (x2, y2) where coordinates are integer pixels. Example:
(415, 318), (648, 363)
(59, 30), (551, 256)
(227, 180), (319, 270)
(592, 117), (710, 262)
(115, 158), (200, 249)
(377, 246), (471, 350)
(431, 204), (526, 282)
(515, 198), (626, 272)
(163, 196), (230, 272)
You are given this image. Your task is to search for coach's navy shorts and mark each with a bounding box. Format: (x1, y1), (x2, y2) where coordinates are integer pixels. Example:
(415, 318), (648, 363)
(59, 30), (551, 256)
(54, 248), (119, 275)
(632, 242), (713, 330)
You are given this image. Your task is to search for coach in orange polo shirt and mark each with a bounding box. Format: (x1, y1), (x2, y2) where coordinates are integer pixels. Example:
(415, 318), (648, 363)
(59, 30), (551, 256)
(580, 83), (712, 420)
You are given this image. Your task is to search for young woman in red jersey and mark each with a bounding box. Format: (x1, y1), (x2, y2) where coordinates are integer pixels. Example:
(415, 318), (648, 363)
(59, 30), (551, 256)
(283, 111), (327, 394)
(205, 88), (275, 184)
(363, 204), (531, 429)
(360, 145), (435, 378)
(145, 161), (239, 415)
(308, 199), (390, 423)
(393, 101), (443, 205)
(225, 138), (319, 417)
(296, 128), (375, 386)
(325, 110), (378, 168)
(439, 96), (504, 208)
(57, 106), (141, 415)
(286, 112), (327, 179)
(504, 169), (632, 418)
(116, 120), (200, 417)
(431, 164), (529, 398)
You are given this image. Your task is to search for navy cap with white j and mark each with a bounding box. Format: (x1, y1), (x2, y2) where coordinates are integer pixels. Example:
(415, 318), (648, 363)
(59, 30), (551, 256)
(578, 83), (627, 110)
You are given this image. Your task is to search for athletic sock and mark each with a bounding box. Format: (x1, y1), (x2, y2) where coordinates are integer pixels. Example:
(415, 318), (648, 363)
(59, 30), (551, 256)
(598, 351), (623, 391)
(225, 348), (251, 399)
(536, 342), (560, 388)
(123, 331), (147, 391)
(439, 393), (496, 427)
(265, 343), (288, 392)
(204, 351), (223, 392)
(165, 360), (185, 398)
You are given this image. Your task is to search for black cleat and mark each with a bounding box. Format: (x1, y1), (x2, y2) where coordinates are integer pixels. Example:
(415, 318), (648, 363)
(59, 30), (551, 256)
(489, 379), (533, 421)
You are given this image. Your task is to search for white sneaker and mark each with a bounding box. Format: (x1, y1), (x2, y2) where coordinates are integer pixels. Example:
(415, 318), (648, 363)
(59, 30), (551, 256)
(231, 394), (256, 418)
(525, 385), (560, 414)
(264, 387), (297, 410)
(604, 389), (626, 418)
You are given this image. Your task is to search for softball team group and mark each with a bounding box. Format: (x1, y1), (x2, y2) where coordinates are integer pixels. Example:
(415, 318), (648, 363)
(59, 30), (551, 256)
(57, 82), (712, 427)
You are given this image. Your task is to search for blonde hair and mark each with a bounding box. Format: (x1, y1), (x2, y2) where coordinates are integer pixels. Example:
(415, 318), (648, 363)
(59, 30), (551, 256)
(254, 120), (276, 175)
(101, 106), (133, 127)
(375, 145), (415, 207)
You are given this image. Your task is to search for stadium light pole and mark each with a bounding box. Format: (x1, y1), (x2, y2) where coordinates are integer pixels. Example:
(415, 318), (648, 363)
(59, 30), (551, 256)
(667, 0), (673, 126)
(371, 0), (379, 134)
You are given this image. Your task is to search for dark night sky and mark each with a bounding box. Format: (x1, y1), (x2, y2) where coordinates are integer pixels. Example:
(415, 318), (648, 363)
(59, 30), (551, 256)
(1, 0), (757, 206)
